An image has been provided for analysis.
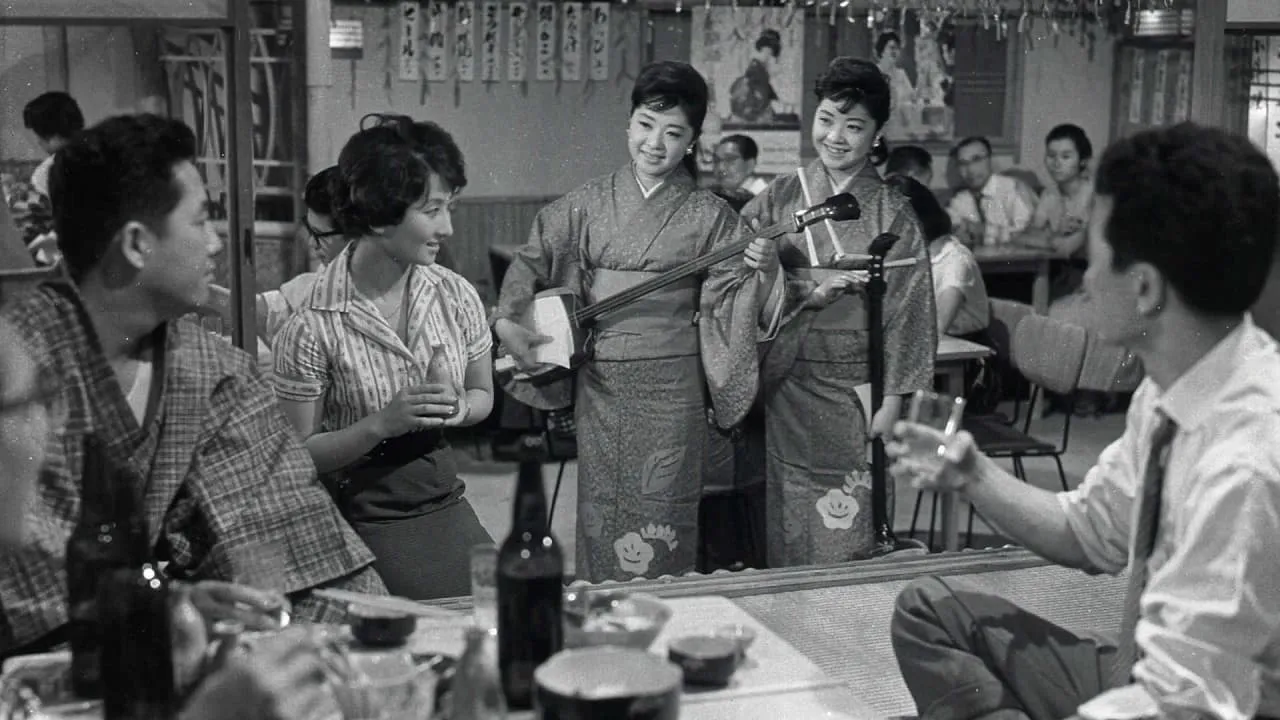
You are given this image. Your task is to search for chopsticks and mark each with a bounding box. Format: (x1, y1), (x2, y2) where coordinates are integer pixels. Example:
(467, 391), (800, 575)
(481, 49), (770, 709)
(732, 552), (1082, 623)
(313, 589), (465, 620)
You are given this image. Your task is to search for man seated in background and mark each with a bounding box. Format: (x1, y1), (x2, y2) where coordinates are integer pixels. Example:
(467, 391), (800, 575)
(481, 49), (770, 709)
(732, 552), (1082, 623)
(886, 144), (935, 187)
(0, 113), (385, 658)
(946, 135), (1036, 248)
(10, 92), (84, 267)
(712, 134), (770, 210)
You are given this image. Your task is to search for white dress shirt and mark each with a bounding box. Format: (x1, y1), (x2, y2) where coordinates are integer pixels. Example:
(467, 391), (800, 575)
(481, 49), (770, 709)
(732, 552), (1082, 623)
(947, 174), (1036, 246)
(1060, 316), (1280, 720)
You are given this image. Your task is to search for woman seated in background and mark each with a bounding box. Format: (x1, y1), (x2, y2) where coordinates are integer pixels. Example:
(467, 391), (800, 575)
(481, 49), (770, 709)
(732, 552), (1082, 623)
(1019, 123), (1093, 298)
(273, 114), (494, 599)
(886, 173), (1001, 414)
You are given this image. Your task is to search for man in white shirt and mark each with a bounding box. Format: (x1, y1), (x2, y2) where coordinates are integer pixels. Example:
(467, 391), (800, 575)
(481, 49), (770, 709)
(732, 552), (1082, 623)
(888, 123), (1280, 720)
(947, 136), (1036, 247)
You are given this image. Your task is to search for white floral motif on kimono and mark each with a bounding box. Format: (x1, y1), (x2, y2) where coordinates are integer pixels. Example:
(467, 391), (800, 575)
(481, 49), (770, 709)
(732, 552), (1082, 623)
(815, 472), (868, 531)
(613, 524), (679, 576)
(614, 532), (655, 575)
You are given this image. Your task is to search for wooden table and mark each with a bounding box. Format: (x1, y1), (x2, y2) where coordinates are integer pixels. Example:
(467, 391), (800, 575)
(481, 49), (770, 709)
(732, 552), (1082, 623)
(413, 595), (877, 717)
(932, 336), (994, 552)
(972, 245), (1062, 314)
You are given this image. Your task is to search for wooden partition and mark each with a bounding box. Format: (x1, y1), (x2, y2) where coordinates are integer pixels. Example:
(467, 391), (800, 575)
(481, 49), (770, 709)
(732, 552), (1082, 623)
(453, 196), (556, 305)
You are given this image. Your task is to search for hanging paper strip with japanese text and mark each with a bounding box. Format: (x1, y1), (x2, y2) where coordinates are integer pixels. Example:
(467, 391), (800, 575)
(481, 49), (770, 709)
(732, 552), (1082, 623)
(398, 1), (420, 81)
(480, 2), (501, 81)
(508, 2), (528, 82)
(424, 0), (449, 81)
(561, 2), (583, 82)
(535, 1), (557, 81)
(588, 2), (610, 82)
(455, 1), (476, 82)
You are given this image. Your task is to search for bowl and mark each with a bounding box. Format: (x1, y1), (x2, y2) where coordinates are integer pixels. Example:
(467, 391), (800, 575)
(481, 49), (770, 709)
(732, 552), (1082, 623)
(331, 650), (437, 720)
(713, 623), (758, 659)
(535, 647), (681, 720)
(562, 591), (671, 650)
(667, 635), (739, 687)
(348, 605), (417, 648)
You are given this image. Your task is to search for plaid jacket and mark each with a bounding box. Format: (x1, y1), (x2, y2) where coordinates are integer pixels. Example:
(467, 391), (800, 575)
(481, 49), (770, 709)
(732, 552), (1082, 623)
(0, 282), (384, 653)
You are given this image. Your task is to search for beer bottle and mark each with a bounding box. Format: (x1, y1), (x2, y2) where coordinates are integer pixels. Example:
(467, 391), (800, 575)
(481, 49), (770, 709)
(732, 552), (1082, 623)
(66, 435), (149, 699)
(496, 460), (563, 709)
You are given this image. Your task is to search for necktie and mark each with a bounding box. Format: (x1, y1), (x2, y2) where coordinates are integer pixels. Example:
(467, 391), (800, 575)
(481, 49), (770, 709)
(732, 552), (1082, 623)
(1109, 411), (1178, 688)
(971, 191), (992, 245)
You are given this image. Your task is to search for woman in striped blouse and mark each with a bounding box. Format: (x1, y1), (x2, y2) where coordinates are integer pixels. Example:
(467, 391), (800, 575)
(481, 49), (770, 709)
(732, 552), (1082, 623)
(272, 115), (494, 599)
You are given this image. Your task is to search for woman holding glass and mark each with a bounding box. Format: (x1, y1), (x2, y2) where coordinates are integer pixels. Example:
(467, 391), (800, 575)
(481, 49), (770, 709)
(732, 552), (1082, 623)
(273, 114), (494, 600)
(493, 61), (768, 582)
(740, 57), (937, 568)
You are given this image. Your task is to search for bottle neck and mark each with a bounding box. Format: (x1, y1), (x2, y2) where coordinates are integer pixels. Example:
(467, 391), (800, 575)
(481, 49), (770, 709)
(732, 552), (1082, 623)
(509, 463), (549, 537)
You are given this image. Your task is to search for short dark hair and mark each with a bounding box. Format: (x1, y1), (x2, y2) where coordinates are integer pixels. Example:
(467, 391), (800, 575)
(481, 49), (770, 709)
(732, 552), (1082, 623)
(48, 114), (196, 281)
(755, 30), (781, 57)
(1094, 122), (1278, 316)
(304, 166), (338, 217)
(331, 114), (467, 238)
(1045, 123), (1093, 161)
(886, 145), (933, 178)
(885, 173), (951, 241)
(813, 57), (891, 129)
(950, 136), (992, 158)
(23, 92), (84, 141)
(875, 32), (901, 58)
(719, 134), (759, 162)
(632, 61), (709, 178)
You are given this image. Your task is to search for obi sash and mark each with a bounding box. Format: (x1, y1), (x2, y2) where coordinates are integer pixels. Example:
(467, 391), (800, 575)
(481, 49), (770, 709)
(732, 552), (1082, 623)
(789, 268), (870, 367)
(586, 268), (699, 361)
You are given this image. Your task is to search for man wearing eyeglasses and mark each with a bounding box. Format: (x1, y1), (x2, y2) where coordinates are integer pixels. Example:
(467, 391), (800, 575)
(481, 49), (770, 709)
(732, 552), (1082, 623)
(947, 136), (1036, 248)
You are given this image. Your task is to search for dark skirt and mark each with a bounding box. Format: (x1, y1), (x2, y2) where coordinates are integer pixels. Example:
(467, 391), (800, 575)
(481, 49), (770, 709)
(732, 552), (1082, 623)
(339, 431), (493, 600)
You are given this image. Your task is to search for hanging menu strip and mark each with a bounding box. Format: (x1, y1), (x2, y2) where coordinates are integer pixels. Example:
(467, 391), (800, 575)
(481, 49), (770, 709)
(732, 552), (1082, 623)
(589, 2), (610, 82)
(1149, 49), (1169, 125)
(508, 2), (528, 82)
(536, 1), (557, 81)
(398, 1), (421, 81)
(481, 2), (501, 81)
(455, 1), (476, 82)
(561, 2), (583, 82)
(424, 0), (449, 81)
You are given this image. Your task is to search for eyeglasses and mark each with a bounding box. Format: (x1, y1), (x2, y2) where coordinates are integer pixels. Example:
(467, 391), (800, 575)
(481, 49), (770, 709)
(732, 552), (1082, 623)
(302, 216), (344, 243)
(957, 154), (991, 167)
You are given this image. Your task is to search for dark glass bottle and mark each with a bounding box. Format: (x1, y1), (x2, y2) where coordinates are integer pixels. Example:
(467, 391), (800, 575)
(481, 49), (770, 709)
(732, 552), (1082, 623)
(98, 563), (177, 720)
(66, 436), (149, 699)
(496, 461), (563, 710)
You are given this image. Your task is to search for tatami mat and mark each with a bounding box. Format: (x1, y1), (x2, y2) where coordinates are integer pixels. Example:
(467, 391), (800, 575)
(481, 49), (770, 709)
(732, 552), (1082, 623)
(734, 564), (1128, 717)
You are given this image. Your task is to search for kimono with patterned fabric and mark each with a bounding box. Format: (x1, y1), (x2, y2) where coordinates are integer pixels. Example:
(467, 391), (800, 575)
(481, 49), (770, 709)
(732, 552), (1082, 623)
(0, 281), (385, 655)
(740, 161), (936, 568)
(494, 165), (761, 583)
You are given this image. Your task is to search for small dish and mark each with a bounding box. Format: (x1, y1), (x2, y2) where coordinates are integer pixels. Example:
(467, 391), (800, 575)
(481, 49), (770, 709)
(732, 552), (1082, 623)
(348, 605), (417, 648)
(713, 624), (758, 660)
(666, 635), (739, 688)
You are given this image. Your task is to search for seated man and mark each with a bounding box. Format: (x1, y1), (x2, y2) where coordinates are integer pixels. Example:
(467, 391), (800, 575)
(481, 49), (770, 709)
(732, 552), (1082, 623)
(0, 113), (385, 657)
(946, 135), (1036, 248)
(889, 123), (1280, 719)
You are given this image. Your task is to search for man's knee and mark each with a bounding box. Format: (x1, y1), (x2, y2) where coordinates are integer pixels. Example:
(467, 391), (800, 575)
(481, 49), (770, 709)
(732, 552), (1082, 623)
(892, 575), (955, 637)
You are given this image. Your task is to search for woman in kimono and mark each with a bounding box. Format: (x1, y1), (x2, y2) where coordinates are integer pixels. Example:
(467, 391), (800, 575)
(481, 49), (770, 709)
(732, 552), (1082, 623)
(273, 115), (495, 599)
(740, 57), (937, 568)
(493, 61), (768, 583)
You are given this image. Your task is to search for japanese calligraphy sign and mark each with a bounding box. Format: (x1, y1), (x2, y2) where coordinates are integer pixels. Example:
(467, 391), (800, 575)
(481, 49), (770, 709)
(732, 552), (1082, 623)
(535, 1), (557, 81)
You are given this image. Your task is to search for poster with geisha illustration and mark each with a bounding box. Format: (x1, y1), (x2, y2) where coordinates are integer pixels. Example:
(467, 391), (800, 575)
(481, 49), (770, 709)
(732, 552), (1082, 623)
(872, 10), (958, 142)
(690, 6), (804, 177)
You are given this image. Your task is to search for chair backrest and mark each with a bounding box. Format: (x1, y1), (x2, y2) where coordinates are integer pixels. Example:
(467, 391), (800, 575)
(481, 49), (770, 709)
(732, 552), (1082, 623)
(1011, 314), (1089, 394)
(1077, 332), (1145, 393)
(986, 298), (1036, 364)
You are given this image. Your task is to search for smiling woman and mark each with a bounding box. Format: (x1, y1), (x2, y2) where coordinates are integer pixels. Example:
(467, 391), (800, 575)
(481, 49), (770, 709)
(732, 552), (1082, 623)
(271, 114), (495, 600)
(492, 61), (770, 583)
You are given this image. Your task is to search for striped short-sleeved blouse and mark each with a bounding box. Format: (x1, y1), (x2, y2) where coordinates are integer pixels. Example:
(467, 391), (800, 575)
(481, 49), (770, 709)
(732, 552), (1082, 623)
(271, 246), (492, 433)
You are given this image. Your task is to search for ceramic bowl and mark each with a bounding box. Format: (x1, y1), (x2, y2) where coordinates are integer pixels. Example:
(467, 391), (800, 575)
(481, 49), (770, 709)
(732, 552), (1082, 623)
(712, 623), (758, 659)
(666, 635), (739, 688)
(331, 650), (438, 720)
(534, 647), (681, 720)
(562, 591), (672, 650)
(348, 605), (416, 648)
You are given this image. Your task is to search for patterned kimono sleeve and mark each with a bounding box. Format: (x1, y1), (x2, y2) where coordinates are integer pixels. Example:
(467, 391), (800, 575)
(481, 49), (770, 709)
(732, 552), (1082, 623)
(740, 180), (823, 342)
(160, 367), (385, 618)
(492, 194), (584, 411)
(882, 206), (937, 396)
(699, 204), (762, 430)
(492, 194), (583, 322)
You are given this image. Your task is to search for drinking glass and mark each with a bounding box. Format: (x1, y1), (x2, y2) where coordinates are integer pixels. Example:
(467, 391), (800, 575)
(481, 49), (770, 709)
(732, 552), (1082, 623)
(899, 390), (968, 486)
(469, 544), (498, 630)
